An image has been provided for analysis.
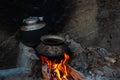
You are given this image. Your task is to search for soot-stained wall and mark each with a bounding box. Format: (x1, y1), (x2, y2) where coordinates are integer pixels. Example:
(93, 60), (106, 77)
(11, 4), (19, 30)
(62, 0), (120, 53)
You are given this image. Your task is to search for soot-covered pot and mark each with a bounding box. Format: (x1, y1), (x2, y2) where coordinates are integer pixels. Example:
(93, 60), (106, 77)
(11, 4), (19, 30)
(19, 17), (49, 47)
(36, 35), (71, 59)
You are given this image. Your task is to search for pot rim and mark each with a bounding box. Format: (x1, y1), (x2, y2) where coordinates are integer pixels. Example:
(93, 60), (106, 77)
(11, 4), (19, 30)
(40, 35), (65, 45)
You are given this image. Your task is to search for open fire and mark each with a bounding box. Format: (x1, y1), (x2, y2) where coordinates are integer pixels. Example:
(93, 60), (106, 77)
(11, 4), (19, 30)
(39, 35), (85, 80)
(41, 53), (70, 80)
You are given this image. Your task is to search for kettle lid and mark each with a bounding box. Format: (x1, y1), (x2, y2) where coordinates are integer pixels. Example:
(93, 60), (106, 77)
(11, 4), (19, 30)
(23, 17), (39, 24)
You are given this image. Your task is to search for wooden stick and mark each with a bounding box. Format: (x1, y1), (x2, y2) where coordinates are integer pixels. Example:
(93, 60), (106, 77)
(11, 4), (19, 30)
(42, 64), (50, 80)
(67, 65), (86, 80)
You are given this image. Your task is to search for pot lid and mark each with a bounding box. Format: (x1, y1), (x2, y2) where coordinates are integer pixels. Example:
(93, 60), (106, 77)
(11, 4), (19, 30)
(21, 17), (45, 31)
(21, 23), (45, 31)
(23, 17), (39, 24)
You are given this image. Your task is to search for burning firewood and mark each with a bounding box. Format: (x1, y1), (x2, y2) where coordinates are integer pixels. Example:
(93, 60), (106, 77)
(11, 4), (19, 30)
(42, 64), (85, 80)
(67, 65), (85, 80)
(42, 64), (50, 80)
(41, 53), (85, 80)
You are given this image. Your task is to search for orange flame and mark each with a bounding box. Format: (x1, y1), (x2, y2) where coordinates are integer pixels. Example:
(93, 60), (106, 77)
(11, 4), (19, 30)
(41, 53), (70, 80)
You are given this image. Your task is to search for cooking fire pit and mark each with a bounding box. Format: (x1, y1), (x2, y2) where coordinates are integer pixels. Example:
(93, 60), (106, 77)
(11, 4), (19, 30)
(35, 35), (85, 80)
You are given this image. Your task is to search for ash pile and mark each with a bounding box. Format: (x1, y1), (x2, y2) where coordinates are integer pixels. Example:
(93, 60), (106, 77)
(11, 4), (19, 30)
(66, 35), (120, 80)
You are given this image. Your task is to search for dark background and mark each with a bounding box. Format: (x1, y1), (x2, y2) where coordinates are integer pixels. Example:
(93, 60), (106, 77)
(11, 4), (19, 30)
(0, 0), (74, 69)
(0, 0), (73, 33)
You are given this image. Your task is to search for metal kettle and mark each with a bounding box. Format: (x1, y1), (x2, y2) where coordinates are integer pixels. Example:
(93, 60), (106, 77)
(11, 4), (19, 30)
(19, 17), (49, 47)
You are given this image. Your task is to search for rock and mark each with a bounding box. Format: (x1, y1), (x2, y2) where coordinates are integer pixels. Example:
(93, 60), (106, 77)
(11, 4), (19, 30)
(96, 47), (109, 57)
(65, 35), (83, 55)
(103, 66), (114, 77)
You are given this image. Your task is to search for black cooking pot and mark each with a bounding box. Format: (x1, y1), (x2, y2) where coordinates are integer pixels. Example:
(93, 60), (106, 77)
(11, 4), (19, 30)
(19, 17), (50, 47)
(36, 35), (72, 59)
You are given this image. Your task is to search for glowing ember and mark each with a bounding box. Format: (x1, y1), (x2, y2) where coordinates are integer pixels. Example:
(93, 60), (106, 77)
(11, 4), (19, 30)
(41, 53), (70, 80)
